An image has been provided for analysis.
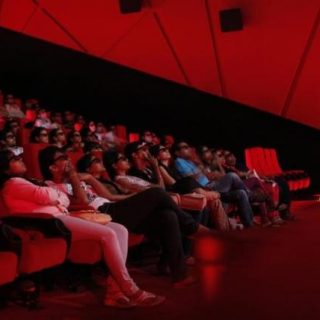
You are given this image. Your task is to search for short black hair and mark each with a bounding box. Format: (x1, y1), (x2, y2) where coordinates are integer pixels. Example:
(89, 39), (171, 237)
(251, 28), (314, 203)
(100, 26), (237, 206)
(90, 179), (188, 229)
(38, 146), (61, 180)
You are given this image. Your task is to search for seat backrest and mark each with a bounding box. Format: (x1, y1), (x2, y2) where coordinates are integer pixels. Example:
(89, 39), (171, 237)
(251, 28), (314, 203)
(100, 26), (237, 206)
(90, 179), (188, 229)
(23, 143), (48, 180)
(66, 150), (84, 167)
(264, 148), (282, 175)
(245, 147), (267, 175)
(129, 133), (140, 142)
(114, 125), (127, 142)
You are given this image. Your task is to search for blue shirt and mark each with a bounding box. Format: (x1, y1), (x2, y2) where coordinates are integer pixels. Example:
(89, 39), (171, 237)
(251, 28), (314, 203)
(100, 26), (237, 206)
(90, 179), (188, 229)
(174, 157), (209, 187)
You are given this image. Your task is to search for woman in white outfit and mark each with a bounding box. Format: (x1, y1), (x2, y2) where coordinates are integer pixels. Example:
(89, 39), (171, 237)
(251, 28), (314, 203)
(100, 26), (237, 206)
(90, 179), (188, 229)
(0, 150), (164, 308)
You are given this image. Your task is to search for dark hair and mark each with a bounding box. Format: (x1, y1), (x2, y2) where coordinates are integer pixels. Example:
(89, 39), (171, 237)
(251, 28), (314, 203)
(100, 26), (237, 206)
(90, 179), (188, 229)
(83, 141), (103, 154)
(103, 151), (120, 180)
(30, 127), (47, 143)
(0, 129), (15, 142)
(171, 140), (187, 154)
(49, 128), (59, 144)
(0, 150), (15, 187)
(76, 154), (93, 173)
(38, 146), (61, 180)
(66, 130), (81, 145)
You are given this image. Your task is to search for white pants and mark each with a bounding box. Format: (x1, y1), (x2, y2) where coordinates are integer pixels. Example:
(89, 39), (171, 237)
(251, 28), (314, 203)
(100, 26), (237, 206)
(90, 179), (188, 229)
(58, 215), (139, 298)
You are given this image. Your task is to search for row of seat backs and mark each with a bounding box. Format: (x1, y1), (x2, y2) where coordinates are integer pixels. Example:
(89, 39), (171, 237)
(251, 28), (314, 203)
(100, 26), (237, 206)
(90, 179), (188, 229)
(245, 147), (310, 190)
(0, 218), (68, 286)
(16, 121), (128, 146)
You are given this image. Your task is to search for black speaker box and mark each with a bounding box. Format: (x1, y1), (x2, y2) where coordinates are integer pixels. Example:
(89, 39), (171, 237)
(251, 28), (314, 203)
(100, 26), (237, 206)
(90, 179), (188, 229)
(219, 8), (243, 32)
(119, 0), (143, 14)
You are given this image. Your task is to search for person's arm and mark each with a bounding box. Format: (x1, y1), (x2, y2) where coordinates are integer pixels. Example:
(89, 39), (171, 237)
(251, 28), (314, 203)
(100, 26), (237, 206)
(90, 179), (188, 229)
(115, 175), (152, 194)
(60, 159), (89, 205)
(159, 165), (176, 187)
(78, 173), (131, 201)
(4, 178), (64, 205)
(175, 159), (202, 180)
(145, 152), (165, 189)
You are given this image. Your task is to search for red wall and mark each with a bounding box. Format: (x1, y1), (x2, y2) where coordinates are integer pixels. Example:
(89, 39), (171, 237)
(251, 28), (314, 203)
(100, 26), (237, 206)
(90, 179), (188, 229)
(1, 0), (320, 128)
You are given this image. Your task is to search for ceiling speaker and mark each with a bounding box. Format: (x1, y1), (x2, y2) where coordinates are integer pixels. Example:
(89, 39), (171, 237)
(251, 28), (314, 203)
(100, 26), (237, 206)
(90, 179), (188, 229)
(119, 0), (143, 14)
(219, 8), (243, 32)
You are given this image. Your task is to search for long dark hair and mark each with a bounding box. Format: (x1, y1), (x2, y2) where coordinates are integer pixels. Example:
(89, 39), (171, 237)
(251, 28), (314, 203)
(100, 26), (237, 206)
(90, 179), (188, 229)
(0, 150), (17, 188)
(0, 150), (46, 188)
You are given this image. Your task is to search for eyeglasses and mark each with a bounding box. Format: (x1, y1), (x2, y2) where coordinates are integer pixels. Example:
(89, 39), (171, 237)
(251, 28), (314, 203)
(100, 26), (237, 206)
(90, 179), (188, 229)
(53, 154), (69, 162)
(8, 154), (22, 162)
(179, 145), (189, 150)
(89, 158), (101, 165)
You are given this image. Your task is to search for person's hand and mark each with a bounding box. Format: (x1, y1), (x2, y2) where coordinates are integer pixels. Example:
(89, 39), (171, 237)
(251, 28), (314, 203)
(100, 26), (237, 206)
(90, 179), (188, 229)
(145, 151), (158, 167)
(78, 173), (94, 183)
(64, 159), (77, 177)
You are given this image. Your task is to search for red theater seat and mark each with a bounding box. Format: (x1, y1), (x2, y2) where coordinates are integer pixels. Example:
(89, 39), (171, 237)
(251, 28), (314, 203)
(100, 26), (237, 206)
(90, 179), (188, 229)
(0, 214), (69, 275)
(23, 143), (49, 180)
(245, 147), (310, 191)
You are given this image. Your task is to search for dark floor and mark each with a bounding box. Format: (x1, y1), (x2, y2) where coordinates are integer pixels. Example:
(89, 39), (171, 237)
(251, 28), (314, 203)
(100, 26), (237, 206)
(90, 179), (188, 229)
(1, 200), (320, 320)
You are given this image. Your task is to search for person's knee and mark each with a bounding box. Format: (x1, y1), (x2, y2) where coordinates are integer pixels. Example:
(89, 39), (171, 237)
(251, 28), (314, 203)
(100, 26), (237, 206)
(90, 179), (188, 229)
(112, 223), (129, 240)
(235, 189), (248, 200)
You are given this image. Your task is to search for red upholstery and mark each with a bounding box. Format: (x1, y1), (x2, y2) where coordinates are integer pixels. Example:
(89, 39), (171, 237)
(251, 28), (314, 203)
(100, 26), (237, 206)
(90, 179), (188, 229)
(23, 143), (48, 179)
(66, 150), (84, 167)
(0, 252), (18, 285)
(245, 147), (310, 191)
(129, 133), (140, 142)
(114, 125), (127, 142)
(19, 238), (67, 274)
(18, 126), (32, 146)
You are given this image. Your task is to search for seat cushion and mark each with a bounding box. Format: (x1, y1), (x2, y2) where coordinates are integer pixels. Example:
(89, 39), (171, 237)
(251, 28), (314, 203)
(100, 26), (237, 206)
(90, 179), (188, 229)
(0, 252), (18, 285)
(68, 240), (102, 265)
(19, 238), (67, 274)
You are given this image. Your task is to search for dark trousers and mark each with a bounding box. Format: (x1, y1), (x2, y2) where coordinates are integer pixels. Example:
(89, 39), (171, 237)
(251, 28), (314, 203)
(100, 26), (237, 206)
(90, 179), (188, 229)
(98, 187), (198, 281)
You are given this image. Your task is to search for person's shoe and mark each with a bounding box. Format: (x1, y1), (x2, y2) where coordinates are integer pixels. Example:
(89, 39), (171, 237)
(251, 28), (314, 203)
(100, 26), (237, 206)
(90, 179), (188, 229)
(271, 217), (286, 225)
(104, 295), (137, 309)
(128, 290), (165, 307)
(261, 220), (272, 228)
(173, 275), (196, 289)
(185, 256), (195, 266)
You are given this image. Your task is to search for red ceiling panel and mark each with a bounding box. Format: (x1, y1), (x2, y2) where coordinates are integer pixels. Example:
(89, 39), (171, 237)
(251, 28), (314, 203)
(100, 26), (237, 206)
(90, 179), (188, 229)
(105, 13), (187, 85)
(23, 9), (83, 52)
(0, 0), (36, 32)
(154, 0), (222, 94)
(209, 0), (319, 115)
(286, 17), (320, 129)
(39, 0), (144, 57)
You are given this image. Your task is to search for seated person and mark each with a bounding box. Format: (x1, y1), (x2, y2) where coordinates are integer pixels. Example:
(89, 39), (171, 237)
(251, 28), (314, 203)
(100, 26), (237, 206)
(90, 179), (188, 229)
(49, 128), (67, 149)
(173, 141), (254, 228)
(0, 149), (164, 308)
(223, 150), (293, 222)
(29, 127), (49, 144)
(40, 146), (207, 286)
(4, 94), (25, 119)
(149, 144), (230, 231)
(65, 130), (83, 153)
(0, 129), (23, 156)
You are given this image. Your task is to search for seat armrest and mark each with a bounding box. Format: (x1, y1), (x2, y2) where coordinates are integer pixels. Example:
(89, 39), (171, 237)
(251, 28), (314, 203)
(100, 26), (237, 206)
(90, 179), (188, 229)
(1, 214), (71, 248)
(0, 222), (22, 255)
